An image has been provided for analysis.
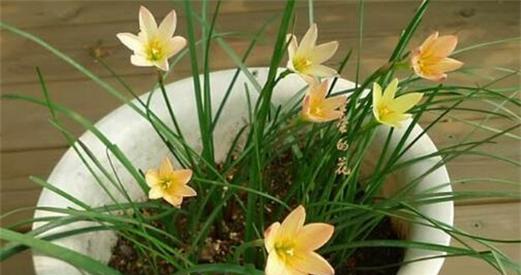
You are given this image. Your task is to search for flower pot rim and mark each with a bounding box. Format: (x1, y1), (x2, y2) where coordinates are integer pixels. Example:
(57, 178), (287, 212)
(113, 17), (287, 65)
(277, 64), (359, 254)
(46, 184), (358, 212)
(32, 67), (453, 275)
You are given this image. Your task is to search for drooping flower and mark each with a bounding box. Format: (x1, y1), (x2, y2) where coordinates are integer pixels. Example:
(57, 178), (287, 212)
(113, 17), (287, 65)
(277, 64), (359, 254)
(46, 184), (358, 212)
(287, 23), (339, 82)
(116, 6), (186, 71)
(372, 79), (423, 128)
(145, 157), (196, 208)
(264, 205), (335, 275)
(302, 80), (347, 123)
(411, 32), (463, 81)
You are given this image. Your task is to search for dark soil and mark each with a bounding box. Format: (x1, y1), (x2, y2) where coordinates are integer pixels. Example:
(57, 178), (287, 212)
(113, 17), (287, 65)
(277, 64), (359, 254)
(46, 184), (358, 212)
(339, 218), (404, 275)
(109, 237), (173, 275)
(109, 152), (404, 274)
(108, 217), (403, 275)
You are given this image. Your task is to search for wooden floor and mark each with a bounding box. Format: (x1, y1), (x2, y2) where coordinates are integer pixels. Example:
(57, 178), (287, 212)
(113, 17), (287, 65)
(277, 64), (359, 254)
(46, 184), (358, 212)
(1, 1), (520, 274)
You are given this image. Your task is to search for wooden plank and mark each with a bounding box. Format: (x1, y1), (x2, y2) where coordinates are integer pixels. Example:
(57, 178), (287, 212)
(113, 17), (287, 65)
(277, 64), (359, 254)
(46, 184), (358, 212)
(1, 75), (151, 151)
(1, 0), (519, 152)
(0, 148), (64, 227)
(441, 202), (521, 275)
(0, 251), (35, 275)
(1, 1), (519, 84)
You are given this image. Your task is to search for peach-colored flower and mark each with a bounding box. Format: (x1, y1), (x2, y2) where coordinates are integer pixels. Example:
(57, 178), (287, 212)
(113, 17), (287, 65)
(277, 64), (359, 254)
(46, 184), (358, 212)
(145, 157), (196, 208)
(116, 6), (186, 71)
(264, 205), (335, 275)
(372, 78), (423, 128)
(287, 23), (339, 82)
(302, 80), (347, 123)
(411, 32), (463, 81)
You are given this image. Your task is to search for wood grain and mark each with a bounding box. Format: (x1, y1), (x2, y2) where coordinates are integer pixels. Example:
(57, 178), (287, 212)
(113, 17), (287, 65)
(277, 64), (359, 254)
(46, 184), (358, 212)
(441, 202), (521, 275)
(1, 1), (519, 274)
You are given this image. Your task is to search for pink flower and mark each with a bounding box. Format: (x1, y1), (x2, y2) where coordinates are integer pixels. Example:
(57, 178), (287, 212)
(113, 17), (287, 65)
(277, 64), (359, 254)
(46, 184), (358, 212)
(411, 32), (463, 81)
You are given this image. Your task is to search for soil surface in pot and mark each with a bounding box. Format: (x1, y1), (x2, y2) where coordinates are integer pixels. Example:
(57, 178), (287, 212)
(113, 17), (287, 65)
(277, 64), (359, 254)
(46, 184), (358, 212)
(108, 151), (404, 274)
(108, 216), (404, 274)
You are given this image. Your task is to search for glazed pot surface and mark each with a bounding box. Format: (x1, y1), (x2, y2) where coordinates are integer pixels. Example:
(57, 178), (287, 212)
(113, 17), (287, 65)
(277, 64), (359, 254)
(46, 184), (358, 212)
(33, 68), (453, 275)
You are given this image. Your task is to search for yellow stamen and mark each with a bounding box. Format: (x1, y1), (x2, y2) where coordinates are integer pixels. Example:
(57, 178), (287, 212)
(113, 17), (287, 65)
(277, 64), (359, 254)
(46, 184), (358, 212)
(292, 56), (312, 72)
(416, 57), (431, 75)
(159, 177), (174, 190)
(311, 105), (323, 116)
(147, 39), (164, 61)
(378, 105), (393, 117)
(274, 242), (296, 262)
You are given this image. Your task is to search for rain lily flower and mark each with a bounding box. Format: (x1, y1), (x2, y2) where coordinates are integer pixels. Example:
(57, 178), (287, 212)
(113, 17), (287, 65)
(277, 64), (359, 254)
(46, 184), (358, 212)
(116, 6), (186, 71)
(287, 23), (339, 81)
(145, 157), (196, 208)
(264, 205), (335, 275)
(411, 32), (463, 81)
(302, 80), (347, 123)
(372, 79), (423, 128)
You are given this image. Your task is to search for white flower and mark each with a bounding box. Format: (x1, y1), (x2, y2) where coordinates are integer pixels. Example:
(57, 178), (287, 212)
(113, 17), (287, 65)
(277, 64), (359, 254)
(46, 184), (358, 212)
(287, 23), (339, 82)
(117, 6), (186, 71)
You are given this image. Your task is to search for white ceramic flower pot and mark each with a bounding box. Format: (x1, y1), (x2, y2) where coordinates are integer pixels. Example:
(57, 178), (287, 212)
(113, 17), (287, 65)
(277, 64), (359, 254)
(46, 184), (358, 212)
(32, 68), (453, 275)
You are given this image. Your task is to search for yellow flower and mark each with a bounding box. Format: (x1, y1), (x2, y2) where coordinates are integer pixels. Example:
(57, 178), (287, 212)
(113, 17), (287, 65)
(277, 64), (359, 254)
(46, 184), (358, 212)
(264, 205), (335, 275)
(372, 79), (423, 128)
(411, 32), (463, 81)
(287, 23), (339, 82)
(117, 6), (186, 71)
(302, 80), (347, 123)
(145, 157), (196, 208)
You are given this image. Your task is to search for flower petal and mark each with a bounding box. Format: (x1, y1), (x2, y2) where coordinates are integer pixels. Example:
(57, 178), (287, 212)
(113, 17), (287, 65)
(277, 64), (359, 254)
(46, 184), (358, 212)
(165, 36), (187, 58)
(429, 35), (458, 58)
(391, 93), (423, 113)
(145, 170), (160, 187)
(420, 31), (439, 52)
(163, 194), (183, 207)
(381, 113), (410, 128)
(311, 110), (343, 123)
(295, 223), (334, 251)
(148, 186), (164, 199)
(383, 78), (399, 100)
(286, 34), (298, 61)
(429, 57), (463, 73)
(419, 71), (447, 82)
(158, 9), (177, 38)
(154, 59), (170, 71)
(172, 169), (193, 185)
(308, 64), (338, 78)
(159, 157), (174, 176)
(116, 33), (142, 52)
(372, 82), (383, 122)
(310, 41), (338, 64)
(280, 205), (306, 238)
(322, 95), (347, 111)
(177, 185), (197, 197)
(139, 6), (158, 38)
(264, 222), (281, 252)
(265, 253), (292, 275)
(299, 23), (317, 53)
(130, 55), (152, 67)
(293, 251), (334, 275)
(309, 79), (328, 100)
(372, 82), (383, 105)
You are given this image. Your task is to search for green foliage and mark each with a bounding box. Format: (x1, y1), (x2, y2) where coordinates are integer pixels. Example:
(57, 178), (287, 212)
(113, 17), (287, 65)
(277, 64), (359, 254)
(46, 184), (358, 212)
(1, 0), (520, 274)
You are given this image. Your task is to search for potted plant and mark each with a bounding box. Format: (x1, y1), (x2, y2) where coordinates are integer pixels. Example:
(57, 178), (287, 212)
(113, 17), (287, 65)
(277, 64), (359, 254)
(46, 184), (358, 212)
(1, 1), (519, 274)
